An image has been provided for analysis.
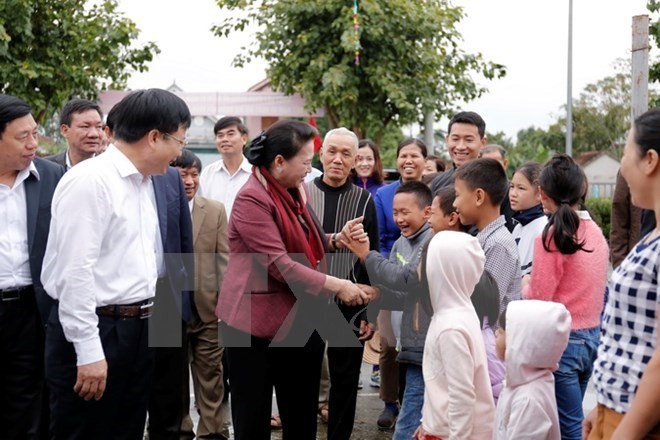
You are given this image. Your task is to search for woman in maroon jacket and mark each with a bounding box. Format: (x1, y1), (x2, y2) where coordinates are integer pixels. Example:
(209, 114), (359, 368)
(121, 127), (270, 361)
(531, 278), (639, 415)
(217, 120), (370, 440)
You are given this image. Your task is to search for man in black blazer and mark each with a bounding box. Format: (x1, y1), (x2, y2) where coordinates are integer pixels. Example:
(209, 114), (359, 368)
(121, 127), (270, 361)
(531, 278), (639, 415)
(45, 99), (103, 170)
(148, 166), (196, 440)
(0, 94), (64, 439)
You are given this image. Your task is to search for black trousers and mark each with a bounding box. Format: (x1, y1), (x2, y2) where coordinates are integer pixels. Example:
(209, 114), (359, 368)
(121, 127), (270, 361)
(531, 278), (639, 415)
(147, 322), (188, 440)
(0, 289), (45, 440)
(147, 277), (189, 440)
(222, 322), (324, 440)
(325, 303), (367, 440)
(326, 344), (365, 440)
(45, 307), (153, 440)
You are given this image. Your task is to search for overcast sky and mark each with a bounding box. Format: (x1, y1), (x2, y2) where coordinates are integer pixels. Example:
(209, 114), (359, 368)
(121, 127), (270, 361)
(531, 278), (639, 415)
(118, 0), (651, 141)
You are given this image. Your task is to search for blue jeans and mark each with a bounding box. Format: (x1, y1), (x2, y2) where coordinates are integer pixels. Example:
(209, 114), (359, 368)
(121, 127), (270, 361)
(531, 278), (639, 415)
(554, 327), (599, 440)
(393, 364), (424, 440)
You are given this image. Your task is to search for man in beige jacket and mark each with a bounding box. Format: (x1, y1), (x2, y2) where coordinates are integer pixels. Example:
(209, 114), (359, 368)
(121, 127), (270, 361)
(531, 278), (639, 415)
(173, 149), (229, 439)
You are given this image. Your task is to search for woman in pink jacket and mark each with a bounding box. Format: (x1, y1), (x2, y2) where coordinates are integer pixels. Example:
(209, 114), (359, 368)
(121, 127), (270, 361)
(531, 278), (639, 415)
(216, 120), (370, 440)
(523, 154), (609, 440)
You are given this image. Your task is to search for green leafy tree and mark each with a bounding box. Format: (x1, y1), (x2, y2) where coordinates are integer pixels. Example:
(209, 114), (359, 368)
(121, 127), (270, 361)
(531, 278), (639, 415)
(556, 59), (631, 155)
(507, 126), (559, 173)
(648, 0), (660, 86)
(0, 0), (159, 123)
(212, 0), (506, 144)
(485, 131), (513, 150)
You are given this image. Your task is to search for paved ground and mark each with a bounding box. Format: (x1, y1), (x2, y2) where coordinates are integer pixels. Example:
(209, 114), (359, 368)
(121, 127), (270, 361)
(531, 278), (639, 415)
(186, 361), (598, 439)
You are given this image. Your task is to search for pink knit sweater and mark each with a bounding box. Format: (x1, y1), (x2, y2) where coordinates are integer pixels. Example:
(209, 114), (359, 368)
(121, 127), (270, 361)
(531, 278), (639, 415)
(523, 214), (609, 330)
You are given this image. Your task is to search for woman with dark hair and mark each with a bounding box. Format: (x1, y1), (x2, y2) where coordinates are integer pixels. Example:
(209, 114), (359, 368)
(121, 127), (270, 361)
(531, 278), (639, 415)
(352, 139), (385, 197)
(523, 154), (609, 439)
(584, 109), (660, 439)
(216, 120), (370, 440)
(375, 138), (428, 257)
(372, 137), (427, 430)
(423, 155), (446, 176)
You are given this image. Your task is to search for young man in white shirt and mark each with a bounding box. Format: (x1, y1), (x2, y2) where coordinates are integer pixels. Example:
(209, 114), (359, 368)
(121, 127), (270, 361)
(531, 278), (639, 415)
(199, 116), (251, 218)
(42, 88), (192, 440)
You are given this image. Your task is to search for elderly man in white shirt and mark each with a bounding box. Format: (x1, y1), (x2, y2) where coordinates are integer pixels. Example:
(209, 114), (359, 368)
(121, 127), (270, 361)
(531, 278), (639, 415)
(199, 116), (251, 218)
(41, 88), (192, 440)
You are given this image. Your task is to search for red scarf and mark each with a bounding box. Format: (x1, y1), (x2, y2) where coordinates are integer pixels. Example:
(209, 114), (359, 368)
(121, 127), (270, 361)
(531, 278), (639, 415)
(254, 166), (326, 271)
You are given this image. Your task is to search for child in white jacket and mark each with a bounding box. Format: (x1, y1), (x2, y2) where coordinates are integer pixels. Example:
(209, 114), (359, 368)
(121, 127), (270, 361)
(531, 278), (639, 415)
(493, 300), (571, 439)
(416, 231), (495, 440)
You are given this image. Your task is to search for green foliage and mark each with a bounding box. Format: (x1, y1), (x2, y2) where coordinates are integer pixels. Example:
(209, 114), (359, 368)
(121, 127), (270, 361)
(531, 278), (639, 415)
(0, 0), (159, 123)
(212, 0), (505, 144)
(554, 59), (632, 156)
(378, 125), (406, 168)
(585, 197), (612, 240)
(506, 126), (560, 174)
(486, 131), (513, 150)
(649, 0), (660, 89)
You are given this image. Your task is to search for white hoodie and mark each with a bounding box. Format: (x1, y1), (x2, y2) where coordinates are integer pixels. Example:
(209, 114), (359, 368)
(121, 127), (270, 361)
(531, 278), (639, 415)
(421, 231), (495, 439)
(493, 300), (571, 440)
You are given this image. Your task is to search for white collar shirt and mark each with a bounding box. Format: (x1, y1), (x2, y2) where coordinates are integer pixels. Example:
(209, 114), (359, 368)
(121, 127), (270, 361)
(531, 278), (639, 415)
(65, 149), (73, 170)
(0, 162), (39, 290)
(42, 145), (160, 365)
(198, 155), (251, 219)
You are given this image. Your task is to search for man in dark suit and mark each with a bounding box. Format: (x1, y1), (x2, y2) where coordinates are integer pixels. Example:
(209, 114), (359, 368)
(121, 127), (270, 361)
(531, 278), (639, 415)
(45, 99), (103, 170)
(0, 94), (64, 439)
(173, 149), (229, 440)
(147, 164), (196, 440)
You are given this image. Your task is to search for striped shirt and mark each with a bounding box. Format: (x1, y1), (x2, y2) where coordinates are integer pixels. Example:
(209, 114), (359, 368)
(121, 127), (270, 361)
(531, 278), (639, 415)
(307, 177), (379, 284)
(592, 234), (659, 413)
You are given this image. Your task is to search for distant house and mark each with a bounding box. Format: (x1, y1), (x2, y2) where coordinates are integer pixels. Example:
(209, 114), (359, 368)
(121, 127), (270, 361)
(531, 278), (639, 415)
(98, 80), (323, 167)
(574, 151), (620, 198)
(165, 83), (220, 166)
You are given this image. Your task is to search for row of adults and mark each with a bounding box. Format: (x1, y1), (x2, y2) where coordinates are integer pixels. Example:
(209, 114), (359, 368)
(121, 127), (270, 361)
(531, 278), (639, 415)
(1, 86), (658, 440)
(0, 90), (226, 440)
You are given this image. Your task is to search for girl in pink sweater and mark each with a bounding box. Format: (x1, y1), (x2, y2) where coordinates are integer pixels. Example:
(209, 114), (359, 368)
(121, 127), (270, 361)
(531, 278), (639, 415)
(522, 154), (609, 440)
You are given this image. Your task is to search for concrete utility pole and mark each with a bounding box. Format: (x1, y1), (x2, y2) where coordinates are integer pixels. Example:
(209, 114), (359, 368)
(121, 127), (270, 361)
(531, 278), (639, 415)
(631, 15), (650, 120)
(566, 0), (573, 157)
(424, 111), (434, 154)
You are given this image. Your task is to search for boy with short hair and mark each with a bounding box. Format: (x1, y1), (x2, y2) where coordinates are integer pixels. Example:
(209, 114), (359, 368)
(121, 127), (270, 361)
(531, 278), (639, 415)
(428, 185), (506, 402)
(453, 158), (522, 310)
(428, 186), (470, 234)
(342, 181), (433, 437)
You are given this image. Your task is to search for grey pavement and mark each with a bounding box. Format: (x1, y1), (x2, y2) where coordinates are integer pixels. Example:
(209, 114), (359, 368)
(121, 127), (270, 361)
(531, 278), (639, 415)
(183, 361), (598, 439)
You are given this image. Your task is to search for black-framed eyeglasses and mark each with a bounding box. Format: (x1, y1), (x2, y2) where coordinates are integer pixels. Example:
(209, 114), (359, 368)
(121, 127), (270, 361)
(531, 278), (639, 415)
(164, 133), (188, 147)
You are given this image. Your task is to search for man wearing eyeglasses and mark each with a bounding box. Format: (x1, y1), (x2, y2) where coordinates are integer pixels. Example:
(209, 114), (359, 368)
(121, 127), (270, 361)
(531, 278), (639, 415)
(42, 88), (193, 440)
(0, 94), (64, 439)
(46, 99), (104, 170)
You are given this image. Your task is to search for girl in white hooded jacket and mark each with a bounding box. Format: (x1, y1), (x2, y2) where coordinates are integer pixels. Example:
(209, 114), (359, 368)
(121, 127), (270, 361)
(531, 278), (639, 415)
(415, 231), (495, 440)
(493, 300), (571, 439)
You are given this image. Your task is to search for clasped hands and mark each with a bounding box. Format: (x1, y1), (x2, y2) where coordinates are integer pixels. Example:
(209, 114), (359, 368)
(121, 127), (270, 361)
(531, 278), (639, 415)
(332, 217), (380, 306)
(338, 216), (371, 262)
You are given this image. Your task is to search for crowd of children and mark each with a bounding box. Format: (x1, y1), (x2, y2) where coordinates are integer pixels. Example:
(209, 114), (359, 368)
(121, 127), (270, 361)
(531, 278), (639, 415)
(339, 109), (659, 439)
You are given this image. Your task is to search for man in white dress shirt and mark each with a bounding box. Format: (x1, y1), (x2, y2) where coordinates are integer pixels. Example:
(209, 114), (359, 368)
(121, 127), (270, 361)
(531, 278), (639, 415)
(198, 116), (251, 218)
(44, 99), (104, 170)
(41, 89), (192, 440)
